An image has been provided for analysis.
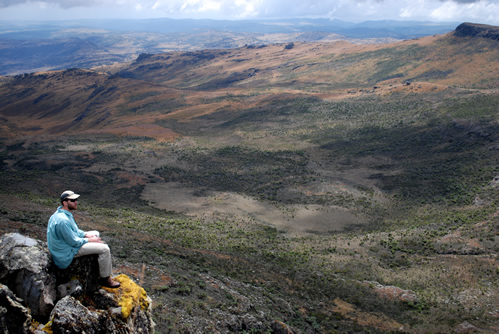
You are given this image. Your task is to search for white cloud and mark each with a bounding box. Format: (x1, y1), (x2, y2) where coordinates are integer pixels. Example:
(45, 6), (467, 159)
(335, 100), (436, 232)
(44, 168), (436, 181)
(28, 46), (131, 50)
(431, 1), (499, 23)
(198, 0), (222, 12)
(0, 0), (497, 24)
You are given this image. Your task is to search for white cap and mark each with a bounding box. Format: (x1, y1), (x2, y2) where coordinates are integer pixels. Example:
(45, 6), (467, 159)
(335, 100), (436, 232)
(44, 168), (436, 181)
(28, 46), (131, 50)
(60, 190), (80, 201)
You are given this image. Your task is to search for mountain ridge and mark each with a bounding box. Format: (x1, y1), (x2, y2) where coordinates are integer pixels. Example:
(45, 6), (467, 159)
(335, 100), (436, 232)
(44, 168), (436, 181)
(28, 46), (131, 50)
(0, 25), (497, 140)
(455, 22), (499, 40)
(0, 18), (460, 76)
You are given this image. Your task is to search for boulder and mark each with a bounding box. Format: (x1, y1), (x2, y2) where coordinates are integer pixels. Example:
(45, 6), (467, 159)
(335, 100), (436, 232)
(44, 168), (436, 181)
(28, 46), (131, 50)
(97, 274), (155, 333)
(0, 233), (56, 320)
(0, 233), (155, 333)
(49, 295), (116, 334)
(364, 281), (418, 304)
(43, 275), (154, 334)
(54, 254), (101, 295)
(0, 284), (32, 334)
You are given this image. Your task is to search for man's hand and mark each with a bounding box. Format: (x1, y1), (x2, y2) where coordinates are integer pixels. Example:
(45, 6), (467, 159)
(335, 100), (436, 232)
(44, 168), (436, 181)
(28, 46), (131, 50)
(87, 235), (103, 243)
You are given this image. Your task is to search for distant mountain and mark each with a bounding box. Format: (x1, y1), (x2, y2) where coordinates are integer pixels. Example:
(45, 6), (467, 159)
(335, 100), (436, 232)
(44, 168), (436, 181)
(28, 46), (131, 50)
(454, 22), (499, 40)
(0, 18), (460, 76)
(1, 18), (458, 38)
(0, 23), (497, 139)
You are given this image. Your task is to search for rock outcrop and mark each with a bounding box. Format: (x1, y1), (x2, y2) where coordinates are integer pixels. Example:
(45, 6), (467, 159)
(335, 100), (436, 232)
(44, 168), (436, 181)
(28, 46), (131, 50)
(454, 22), (499, 41)
(0, 233), (155, 333)
(364, 281), (418, 304)
(54, 252), (100, 296)
(0, 233), (56, 320)
(489, 175), (499, 188)
(0, 283), (32, 334)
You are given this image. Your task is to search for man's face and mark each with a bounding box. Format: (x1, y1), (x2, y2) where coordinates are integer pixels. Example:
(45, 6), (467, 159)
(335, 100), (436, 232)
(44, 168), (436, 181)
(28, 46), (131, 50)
(66, 198), (78, 210)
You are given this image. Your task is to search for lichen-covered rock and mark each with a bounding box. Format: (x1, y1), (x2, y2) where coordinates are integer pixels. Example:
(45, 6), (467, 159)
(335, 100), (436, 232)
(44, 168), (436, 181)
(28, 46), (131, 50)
(0, 233), (155, 333)
(0, 284), (32, 334)
(0, 233), (56, 319)
(100, 274), (155, 333)
(49, 295), (116, 334)
(46, 275), (154, 333)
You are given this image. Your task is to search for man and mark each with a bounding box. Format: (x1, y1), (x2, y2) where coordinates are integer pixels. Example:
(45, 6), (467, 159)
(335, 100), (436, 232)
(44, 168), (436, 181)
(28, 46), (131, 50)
(47, 190), (120, 288)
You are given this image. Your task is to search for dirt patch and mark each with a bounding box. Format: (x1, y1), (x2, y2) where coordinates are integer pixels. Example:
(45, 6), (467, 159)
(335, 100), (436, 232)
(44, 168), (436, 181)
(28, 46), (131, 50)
(141, 182), (360, 234)
(86, 124), (179, 142)
(332, 298), (405, 332)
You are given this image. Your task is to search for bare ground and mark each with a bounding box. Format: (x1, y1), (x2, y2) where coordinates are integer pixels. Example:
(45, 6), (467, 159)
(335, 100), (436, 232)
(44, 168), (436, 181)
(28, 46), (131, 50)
(141, 182), (360, 234)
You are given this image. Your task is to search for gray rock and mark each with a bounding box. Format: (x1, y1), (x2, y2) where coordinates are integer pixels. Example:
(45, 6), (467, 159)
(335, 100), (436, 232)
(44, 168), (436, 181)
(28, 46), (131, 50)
(50, 295), (115, 334)
(0, 233), (56, 320)
(57, 278), (83, 299)
(0, 233), (155, 333)
(54, 254), (100, 294)
(0, 283), (32, 334)
(48, 281), (154, 334)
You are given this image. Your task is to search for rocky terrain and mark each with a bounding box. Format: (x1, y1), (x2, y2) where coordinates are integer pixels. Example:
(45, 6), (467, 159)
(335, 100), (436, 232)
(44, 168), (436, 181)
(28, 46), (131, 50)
(0, 233), (154, 333)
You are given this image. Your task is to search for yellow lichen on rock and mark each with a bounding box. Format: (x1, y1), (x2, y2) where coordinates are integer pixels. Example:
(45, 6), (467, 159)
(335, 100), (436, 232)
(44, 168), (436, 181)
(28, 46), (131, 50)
(102, 274), (150, 319)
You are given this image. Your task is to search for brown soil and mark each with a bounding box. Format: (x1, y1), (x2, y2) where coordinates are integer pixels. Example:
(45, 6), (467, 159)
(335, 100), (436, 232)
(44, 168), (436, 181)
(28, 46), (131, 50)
(141, 182), (359, 234)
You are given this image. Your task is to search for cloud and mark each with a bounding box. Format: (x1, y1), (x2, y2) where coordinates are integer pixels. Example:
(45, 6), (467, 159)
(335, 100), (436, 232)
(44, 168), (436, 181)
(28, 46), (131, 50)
(431, 0), (499, 22)
(0, 0), (497, 24)
(0, 0), (102, 8)
(445, 0), (481, 3)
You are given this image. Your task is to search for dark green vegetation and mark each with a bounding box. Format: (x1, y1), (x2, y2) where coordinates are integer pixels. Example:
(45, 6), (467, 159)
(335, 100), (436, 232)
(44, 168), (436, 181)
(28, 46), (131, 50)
(0, 29), (498, 333)
(156, 147), (313, 203)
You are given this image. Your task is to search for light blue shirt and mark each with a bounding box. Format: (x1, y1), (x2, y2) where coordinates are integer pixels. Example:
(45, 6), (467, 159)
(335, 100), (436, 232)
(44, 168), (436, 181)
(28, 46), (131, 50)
(47, 206), (88, 269)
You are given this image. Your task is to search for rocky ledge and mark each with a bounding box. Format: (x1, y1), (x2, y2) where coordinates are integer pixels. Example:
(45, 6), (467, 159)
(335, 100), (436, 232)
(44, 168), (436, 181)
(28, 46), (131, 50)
(0, 233), (154, 333)
(454, 22), (499, 40)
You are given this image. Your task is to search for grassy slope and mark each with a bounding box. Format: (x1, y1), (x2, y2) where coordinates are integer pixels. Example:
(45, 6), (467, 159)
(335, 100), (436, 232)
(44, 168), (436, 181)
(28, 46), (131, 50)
(0, 32), (498, 333)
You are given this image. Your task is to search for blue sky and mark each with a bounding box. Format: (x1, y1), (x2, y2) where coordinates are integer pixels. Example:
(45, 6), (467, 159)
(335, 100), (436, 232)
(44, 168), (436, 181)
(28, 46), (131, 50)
(0, 0), (498, 25)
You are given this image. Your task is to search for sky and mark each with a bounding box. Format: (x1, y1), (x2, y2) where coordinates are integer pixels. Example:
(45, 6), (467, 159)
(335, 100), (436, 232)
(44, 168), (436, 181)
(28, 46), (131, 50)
(0, 0), (498, 25)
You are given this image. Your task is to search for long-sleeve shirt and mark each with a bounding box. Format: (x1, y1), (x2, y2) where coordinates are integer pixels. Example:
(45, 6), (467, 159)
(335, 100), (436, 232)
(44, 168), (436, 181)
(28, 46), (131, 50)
(47, 206), (88, 269)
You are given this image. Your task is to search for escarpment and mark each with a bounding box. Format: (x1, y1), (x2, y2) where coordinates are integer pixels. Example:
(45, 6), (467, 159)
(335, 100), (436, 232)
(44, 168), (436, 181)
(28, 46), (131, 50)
(454, 22), (499, 40)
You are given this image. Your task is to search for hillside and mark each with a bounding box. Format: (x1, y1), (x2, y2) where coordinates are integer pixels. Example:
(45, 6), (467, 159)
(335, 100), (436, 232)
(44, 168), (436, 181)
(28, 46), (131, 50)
(455, 22), (499, 40)
(0, 24), (498, 333)
(0, 18), (458, 76)
(0, 28), (497, 139)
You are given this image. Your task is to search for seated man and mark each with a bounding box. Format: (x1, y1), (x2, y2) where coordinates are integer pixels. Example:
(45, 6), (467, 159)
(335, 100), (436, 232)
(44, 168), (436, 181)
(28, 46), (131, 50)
(47, 190), (120, 288)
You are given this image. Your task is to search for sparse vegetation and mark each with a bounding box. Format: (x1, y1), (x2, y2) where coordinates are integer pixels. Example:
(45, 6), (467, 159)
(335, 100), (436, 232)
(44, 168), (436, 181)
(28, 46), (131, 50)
(0, 30), (498, 333)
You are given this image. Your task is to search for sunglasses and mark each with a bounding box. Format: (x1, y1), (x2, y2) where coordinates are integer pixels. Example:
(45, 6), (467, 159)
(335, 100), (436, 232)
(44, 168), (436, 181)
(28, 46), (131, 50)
(68, 199), (78, 202)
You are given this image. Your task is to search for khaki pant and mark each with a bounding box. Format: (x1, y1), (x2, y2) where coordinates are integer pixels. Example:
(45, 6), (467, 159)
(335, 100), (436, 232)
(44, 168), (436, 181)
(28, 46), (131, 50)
(75, 231), (113, 278)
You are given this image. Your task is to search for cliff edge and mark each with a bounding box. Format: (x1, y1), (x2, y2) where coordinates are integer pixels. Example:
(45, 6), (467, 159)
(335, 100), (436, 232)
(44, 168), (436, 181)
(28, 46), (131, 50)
(454, 22), (499, 40)
(0, 233), (154, 334)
